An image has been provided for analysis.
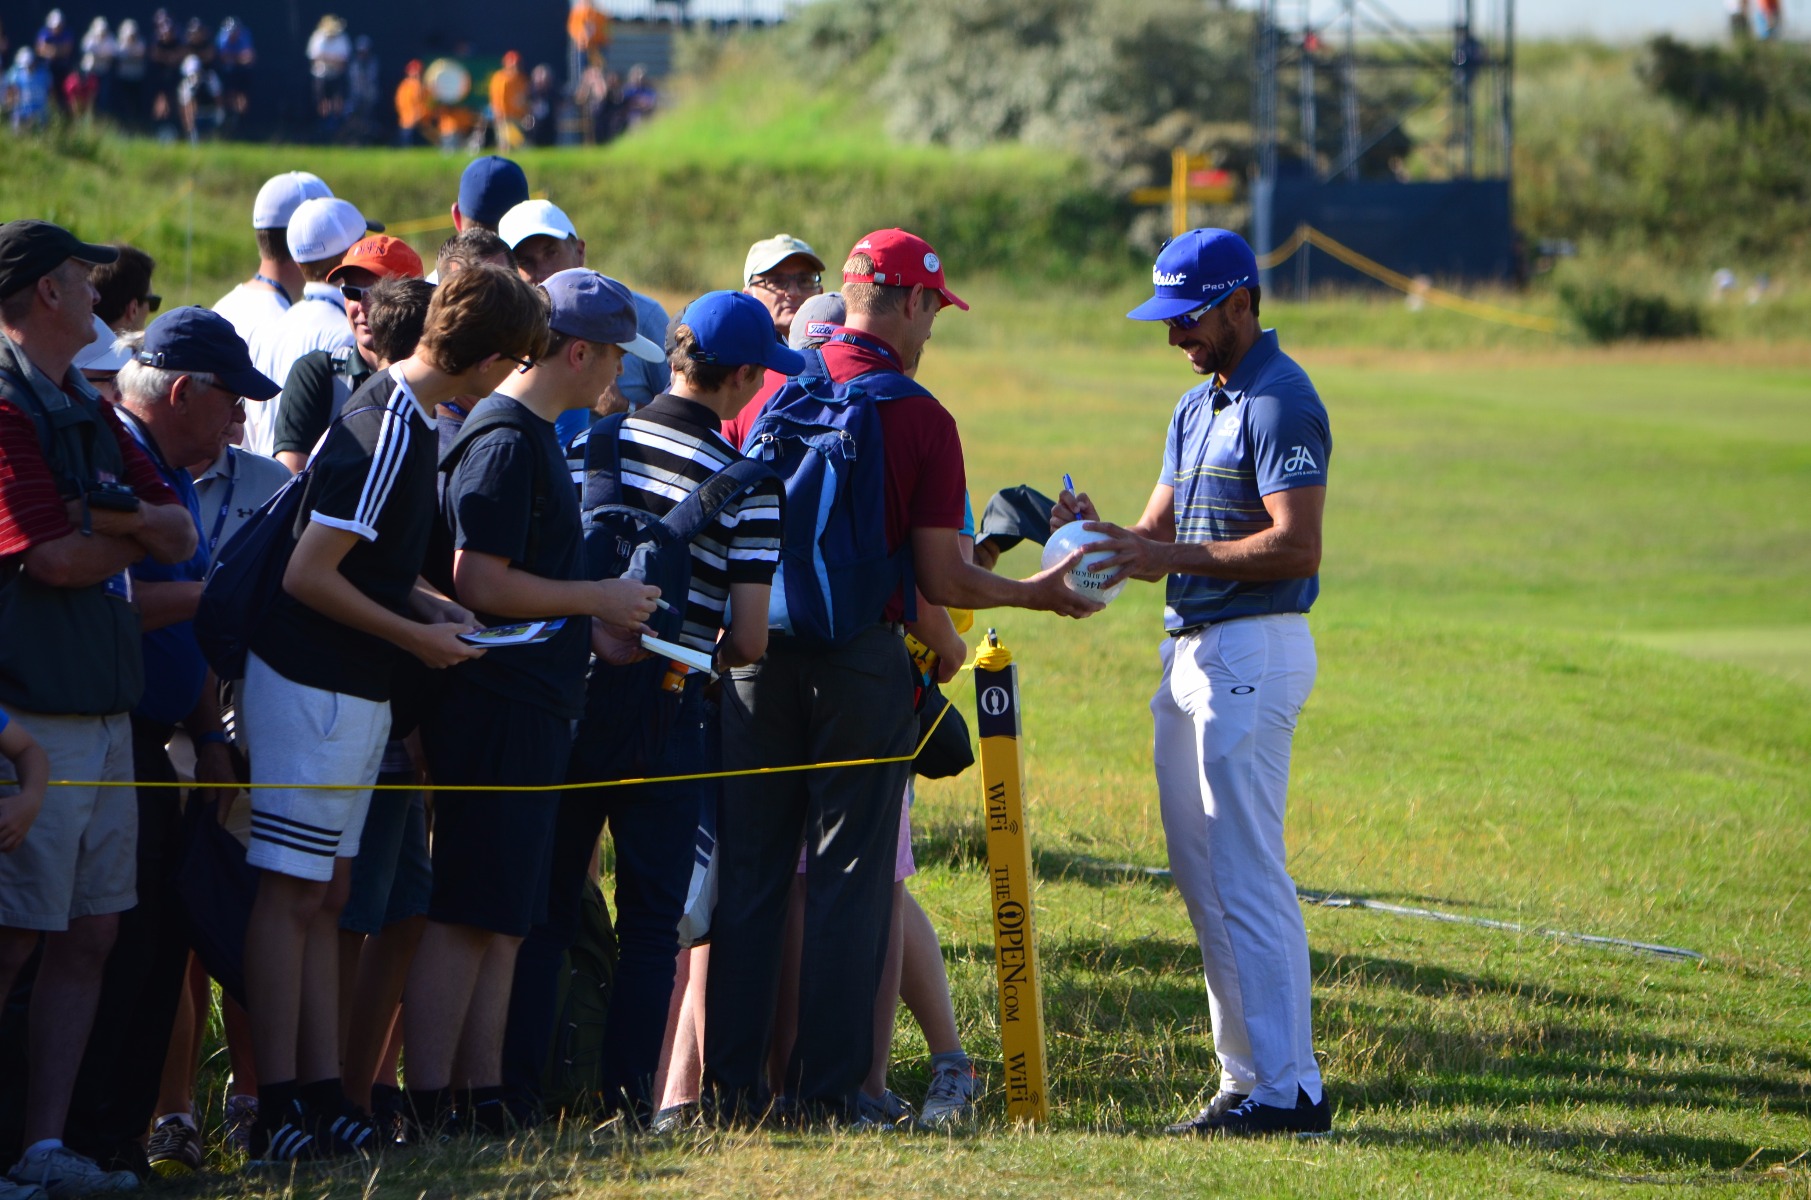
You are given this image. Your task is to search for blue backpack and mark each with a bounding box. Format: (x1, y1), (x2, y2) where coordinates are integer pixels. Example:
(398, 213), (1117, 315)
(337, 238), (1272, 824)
(196, 403), (382, 681)
(568, 412), (776, 779)
(740, 346), (926, 645)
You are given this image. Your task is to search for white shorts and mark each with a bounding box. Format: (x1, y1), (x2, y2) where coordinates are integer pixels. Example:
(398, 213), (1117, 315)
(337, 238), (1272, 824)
(241, 652), (391, 882)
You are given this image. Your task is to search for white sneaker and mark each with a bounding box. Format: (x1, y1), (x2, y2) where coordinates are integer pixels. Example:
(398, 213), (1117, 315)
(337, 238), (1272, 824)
(916, 1058), (978, 1130)
(7, 1146), (139, 1196)
(0, 1177), (49, 1200)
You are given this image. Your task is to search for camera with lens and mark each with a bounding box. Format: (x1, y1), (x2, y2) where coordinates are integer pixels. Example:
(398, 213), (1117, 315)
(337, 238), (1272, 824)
(86, 480), (141, 513)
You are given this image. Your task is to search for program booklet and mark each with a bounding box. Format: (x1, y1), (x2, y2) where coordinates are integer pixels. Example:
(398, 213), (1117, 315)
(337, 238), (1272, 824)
(456, 618), (567, 647)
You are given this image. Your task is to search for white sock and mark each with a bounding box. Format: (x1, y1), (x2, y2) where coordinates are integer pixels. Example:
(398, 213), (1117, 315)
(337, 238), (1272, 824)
(155, 1112), (198, 1131)
(23, 1138), (62, 1159)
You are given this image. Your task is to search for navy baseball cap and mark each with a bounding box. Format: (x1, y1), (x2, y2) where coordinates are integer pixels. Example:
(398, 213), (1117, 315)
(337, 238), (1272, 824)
(543, 269), (663, 362)
(679, 291), (807, 376)
(457, 156), (530, 229)
(0, 220), (118, 299)
(1127, 228), (1259, 322)
(136, 306), (281, 400)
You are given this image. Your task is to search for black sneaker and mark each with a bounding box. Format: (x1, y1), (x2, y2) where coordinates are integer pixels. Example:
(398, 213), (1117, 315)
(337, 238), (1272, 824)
(147, 1116), (205, 1176)
(369, 1085), (407, 1147)
(1162, 1089), (1250, 1135)
(1205, 1086), (1332, 1137)
(246, 1104), (322, 1166)
(310, 1100), (382, 1156)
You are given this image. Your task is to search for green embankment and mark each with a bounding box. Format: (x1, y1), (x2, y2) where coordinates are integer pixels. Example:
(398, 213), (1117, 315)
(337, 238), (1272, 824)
(190, 307), (1810, 1200)
(5, 37), (1809, 1199)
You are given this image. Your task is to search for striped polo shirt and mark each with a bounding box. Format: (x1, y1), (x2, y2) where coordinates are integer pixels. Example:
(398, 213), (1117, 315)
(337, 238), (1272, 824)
(1159, 330), (1331, 629)
(612, 393), (784, 654)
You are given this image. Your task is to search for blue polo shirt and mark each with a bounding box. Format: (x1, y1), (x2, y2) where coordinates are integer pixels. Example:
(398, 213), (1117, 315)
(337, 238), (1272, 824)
(1159, 329), (1330, 630)
(118, 409), (211, 727)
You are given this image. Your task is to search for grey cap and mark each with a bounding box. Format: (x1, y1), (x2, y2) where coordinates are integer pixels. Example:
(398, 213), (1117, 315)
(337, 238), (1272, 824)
(543, 268), (663, 362)
(787, 290), (846, 349)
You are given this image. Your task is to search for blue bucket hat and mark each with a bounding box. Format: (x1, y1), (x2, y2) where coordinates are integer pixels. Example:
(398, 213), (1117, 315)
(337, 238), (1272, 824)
(1127, 228), (1259, 322)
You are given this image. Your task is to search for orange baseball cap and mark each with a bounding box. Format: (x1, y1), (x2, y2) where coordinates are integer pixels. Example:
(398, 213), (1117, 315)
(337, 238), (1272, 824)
(326, 235), (424, 282)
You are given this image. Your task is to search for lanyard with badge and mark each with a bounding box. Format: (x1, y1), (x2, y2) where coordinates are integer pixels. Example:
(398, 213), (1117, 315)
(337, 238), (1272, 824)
(205, 468), (238, 558)
(254, 273), (293, 305)
(826, 329), (905, 371)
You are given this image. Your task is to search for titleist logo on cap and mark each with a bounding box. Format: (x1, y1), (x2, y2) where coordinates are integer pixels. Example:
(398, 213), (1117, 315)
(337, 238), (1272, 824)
(805, 321), (837, 338)
(1154, 269), (1187, 286)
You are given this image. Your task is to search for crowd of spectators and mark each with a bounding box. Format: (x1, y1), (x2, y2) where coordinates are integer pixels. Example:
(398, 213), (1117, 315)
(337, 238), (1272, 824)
(0, 6), (659, 149)
(0, 152), (1067, 1195)
(1, 9), (254, 141)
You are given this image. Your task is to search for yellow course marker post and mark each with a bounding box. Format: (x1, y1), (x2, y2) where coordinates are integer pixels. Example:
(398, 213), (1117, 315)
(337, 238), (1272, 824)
(973, 629), (1050, 1125)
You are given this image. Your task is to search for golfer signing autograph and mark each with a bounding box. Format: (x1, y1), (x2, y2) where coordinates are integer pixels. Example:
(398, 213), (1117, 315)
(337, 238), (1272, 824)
(1052, 228), (1333, 1137)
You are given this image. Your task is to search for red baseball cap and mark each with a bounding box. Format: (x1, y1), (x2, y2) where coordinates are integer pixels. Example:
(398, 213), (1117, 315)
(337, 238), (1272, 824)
(842, 228), (968, 311)
(326, 235), (424, 283)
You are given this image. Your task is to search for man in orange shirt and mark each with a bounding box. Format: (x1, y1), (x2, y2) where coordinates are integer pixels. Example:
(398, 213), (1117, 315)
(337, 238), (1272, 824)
(567, 1), (610, 86)
(488, 51), (528, 152)
(394, 59), (431, 147)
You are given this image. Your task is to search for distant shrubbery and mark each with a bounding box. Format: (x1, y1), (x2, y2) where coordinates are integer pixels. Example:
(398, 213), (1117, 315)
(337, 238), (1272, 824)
(1516, 38), (1811, 268)
(1557, 281), (1705, 342)
(775, 0), (1258, 202)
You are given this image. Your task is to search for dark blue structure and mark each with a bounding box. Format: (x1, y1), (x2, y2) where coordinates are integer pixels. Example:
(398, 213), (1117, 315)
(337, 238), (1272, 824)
(1252, 176), (1516, 296)
(1250, 0), (1519, 297)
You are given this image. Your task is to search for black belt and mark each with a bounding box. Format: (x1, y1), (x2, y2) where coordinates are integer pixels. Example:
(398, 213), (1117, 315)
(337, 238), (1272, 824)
(1168, 613), (1302, 638)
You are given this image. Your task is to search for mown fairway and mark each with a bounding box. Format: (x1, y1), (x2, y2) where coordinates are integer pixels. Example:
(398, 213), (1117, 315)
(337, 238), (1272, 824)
(190, 298), (1811, 1199)
(12, 126), (1806, 1196)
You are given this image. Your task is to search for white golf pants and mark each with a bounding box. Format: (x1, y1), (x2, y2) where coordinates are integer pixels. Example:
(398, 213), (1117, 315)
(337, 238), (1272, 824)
(1152, 613), (1322, 1107)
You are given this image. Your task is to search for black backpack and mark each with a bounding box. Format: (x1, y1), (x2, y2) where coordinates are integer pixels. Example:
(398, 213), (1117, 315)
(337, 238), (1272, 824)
(539, 879), (619, 1112)
(424, 401), (555, 601)
(567, 412), (776, 780)
(195, 403), (382, 681)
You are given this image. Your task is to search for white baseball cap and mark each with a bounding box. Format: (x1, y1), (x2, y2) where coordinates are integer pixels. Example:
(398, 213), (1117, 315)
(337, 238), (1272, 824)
(743, 233), (824, 286)
(74, 315), (133, 374)
(286, 197), (381, 264)
(252, 171), (333, 230)
(498, 199), (578, 250)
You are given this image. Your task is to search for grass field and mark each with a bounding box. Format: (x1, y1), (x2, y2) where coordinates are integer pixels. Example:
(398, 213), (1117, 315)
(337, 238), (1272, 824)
(3, 112), (1806, 1194)
(155, 288), (1808, 1198)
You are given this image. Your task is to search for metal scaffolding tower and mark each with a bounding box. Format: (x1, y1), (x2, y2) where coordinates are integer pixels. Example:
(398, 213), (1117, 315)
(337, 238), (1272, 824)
(1255, 0), (1515, 182)
(1252, 0), (1519, 293)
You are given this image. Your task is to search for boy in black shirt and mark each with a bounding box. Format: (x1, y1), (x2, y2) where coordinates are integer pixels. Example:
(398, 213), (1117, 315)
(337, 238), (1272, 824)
(505, 290), (793, 1124)
(239, 265), (552, 1163)
(404, 269), (662, 1133)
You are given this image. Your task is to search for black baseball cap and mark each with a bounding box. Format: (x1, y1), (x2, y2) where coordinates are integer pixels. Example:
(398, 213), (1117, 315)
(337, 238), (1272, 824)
(0, 220), (119, 300)
(137, 307), (281, 400)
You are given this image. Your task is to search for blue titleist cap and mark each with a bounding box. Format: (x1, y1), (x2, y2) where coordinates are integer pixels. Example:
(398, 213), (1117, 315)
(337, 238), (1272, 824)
(1127, 228), (1259, 322)
(457, 156), (530, 229)
(542, 269), (664, 362)
(679, 291), (807, 376)
(137, 306), (280, 400)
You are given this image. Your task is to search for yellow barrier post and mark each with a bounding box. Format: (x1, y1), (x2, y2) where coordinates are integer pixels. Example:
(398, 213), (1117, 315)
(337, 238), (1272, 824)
(973, 629), (1049, 1125)
(1129, 149), (1239, 238)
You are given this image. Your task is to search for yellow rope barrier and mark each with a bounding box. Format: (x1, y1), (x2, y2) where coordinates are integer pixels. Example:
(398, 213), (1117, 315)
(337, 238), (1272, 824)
(119, 180), (196, 246)
(381, 214), (458, 237)
(47, 663), (973, 793)
(1260, 222), (1561, 334)
(1254, 224), (1308, 271)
